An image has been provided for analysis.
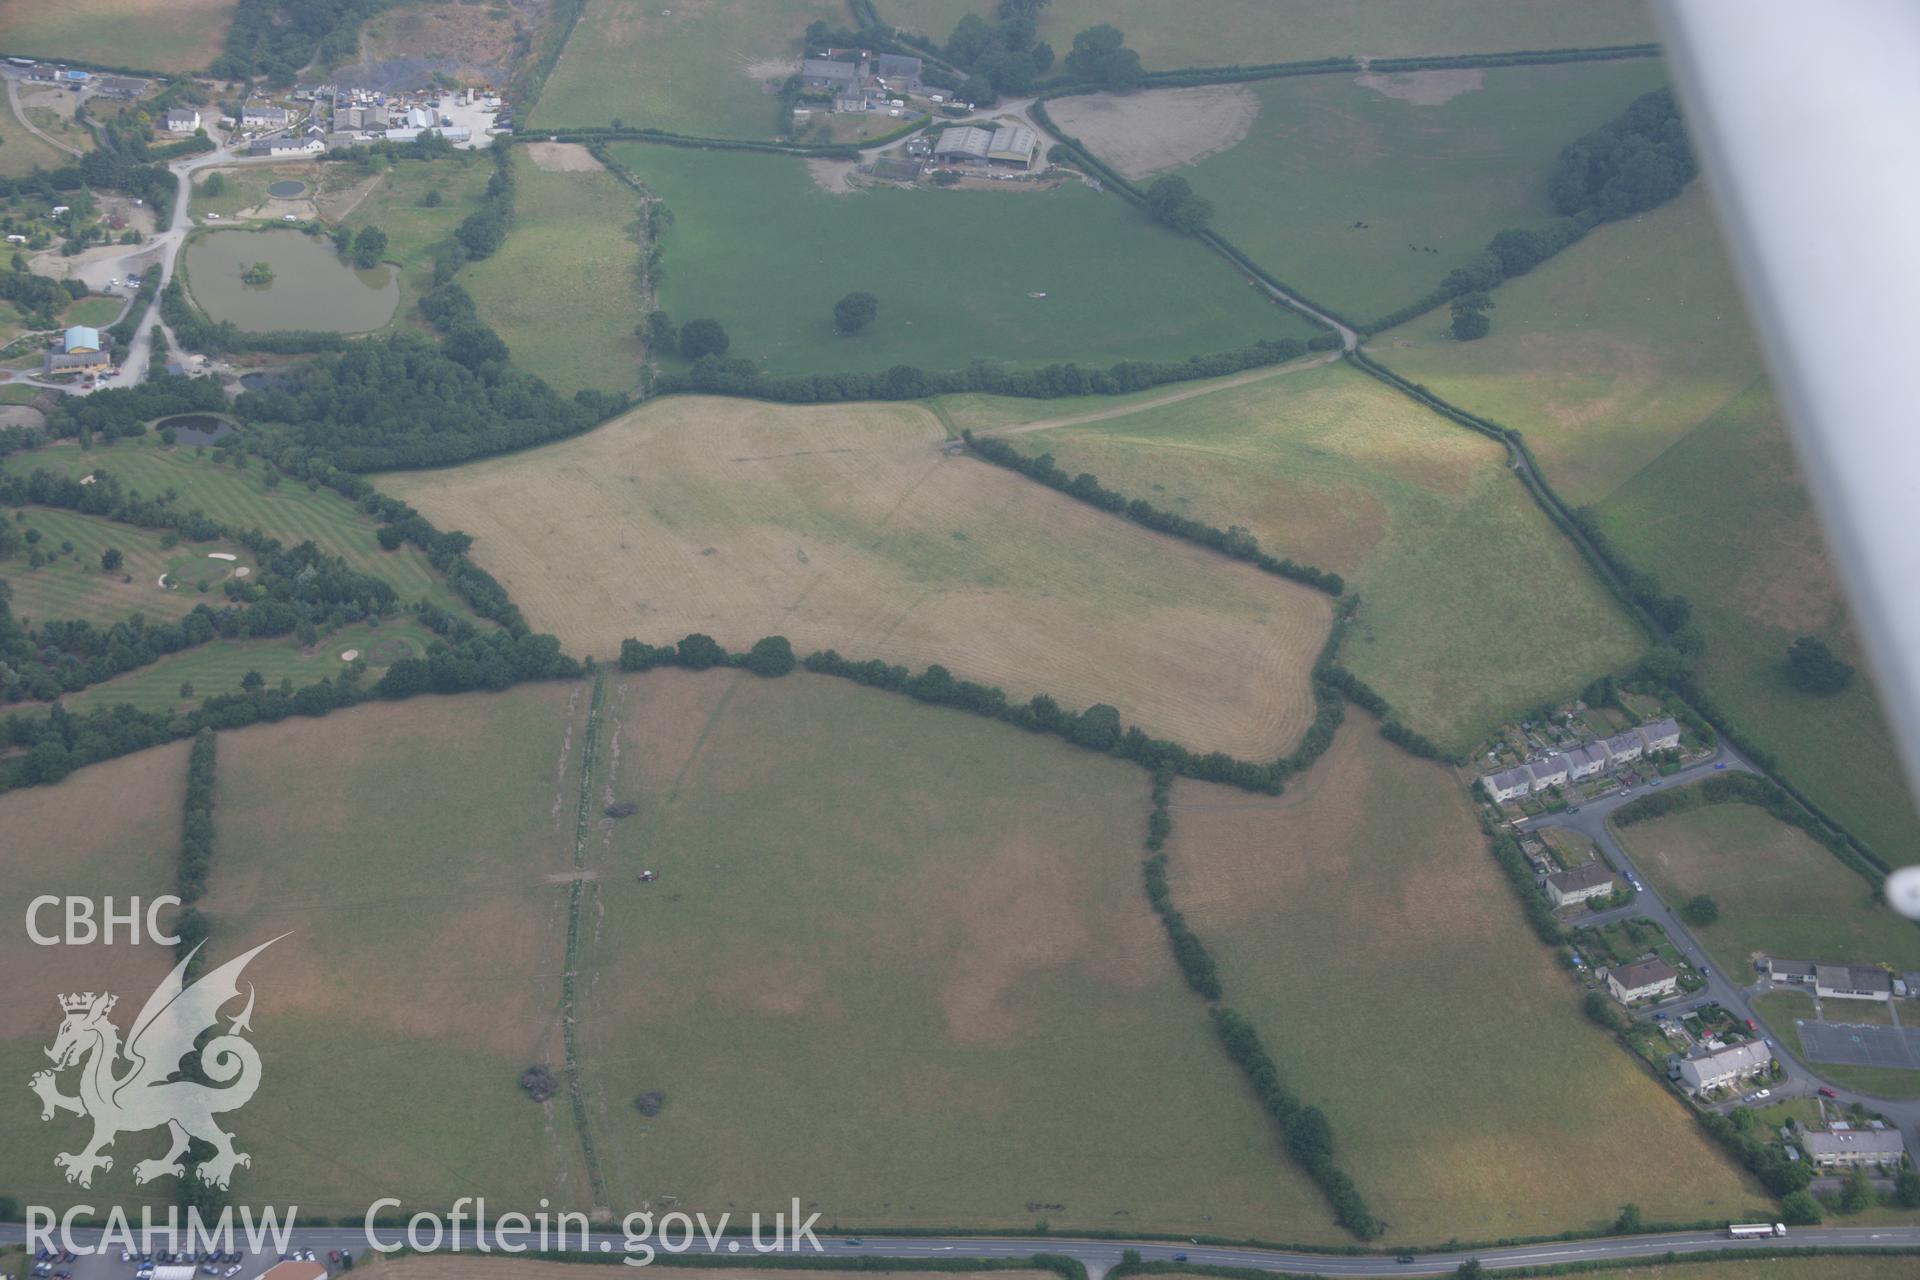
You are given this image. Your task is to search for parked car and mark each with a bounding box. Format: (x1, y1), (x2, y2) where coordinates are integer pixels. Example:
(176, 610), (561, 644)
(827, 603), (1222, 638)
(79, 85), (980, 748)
(1819, 1086), (1837, 1098)
(1172, 1256), (1188, 1264)
(1753, 1088), (1771, 1100)
(1714, 762), (1728, 770)
(1747, 1019), (1758, 1032)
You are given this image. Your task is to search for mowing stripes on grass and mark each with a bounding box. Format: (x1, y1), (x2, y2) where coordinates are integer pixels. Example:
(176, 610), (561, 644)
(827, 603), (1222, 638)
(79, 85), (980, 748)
(562, 671), (610, 1209)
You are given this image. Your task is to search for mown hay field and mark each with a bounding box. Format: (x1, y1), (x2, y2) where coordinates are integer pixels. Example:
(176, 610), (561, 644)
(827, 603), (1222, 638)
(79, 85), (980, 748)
(1143, 58), (1669, 323)
(532, 0), (846, 136)
(607, 142), (1323, 377)
(0, 0), (235, 72)
(3, 437), (469, 618)
(461, 158), (645, 395)
(1617, 798), (1920, 977)
(880, 0), (1656, 69)
(1165, 723), (1762, 1243)
(1373, 185), (1766, 505)
(382, 395), (1334, 761)
(990, 361), (1646, 751)
(201, 687), (596, 1215)
(575, 668), (1340, 1238)
(0, 740), (194, 1212)
(0, 505), (252, 628)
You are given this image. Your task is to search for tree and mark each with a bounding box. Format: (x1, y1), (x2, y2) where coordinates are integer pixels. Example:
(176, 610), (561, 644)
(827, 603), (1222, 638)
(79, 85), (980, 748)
(1680, 894), (1720, 926)
(678, 318), (730, 360)
(179, 681), (194, 698)
(240, 669), (265, 692)
(834, 291), (879, 335)
(1895, 1166), (1920, 1208)
(1065, 25), (1143, 91)
(633, 1089), (667, 1116)
(203, 172), (227, 197)
(675, 632), (727, 670)
(1069, 703), (1122, 751)
(1780, 1189), (1822, 1225)
(100, 546), (123, 572)
(1453, 1262), (1485, 1280)
(351, 225), (389, 270)
(1840, 1164), (1877, 1214)
(1143, 175), (1214, 235)
(1786, 635), (1854, 695)
(745, 635), (796, 677)
(1613, 1203), (1642, 1233)
(519, 1063), (557, 1102)
(642, 310), (677, 354)
(1451, 291), (1494, 340)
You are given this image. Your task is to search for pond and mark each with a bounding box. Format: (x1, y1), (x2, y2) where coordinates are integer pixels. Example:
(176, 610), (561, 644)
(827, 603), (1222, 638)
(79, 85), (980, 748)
(265, 179), (308, 198)
(183, 229), (397, 334)
(155, 413), (236, 445)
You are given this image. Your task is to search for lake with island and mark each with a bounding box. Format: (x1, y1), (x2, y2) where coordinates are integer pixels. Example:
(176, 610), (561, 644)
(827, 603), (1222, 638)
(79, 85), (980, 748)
(183, 229), (397, 333)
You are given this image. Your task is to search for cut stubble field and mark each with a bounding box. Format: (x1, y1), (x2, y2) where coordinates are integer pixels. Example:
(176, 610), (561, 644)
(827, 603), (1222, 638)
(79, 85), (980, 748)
(1166, 722), (1762, 1242)
(574, 668), (1340, 1237)
(969, 361), (1646, 752)
(1615, 800), (1920, 977)
(0, 0), (236, 72)
(382, 395), (1334, 761)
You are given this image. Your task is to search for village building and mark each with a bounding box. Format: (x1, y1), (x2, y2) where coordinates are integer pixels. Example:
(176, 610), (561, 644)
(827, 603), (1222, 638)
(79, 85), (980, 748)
(932, 125), (993, 163)
(1527, 755), (1569, 791)
(1801, 1125), (1907, 1169)
(1564, 742), (1610, 781)
(1815, 963), (1894, 1002)
(44, 325), (112, 375)
(873, 53), (924, 90)
(1607, 956), (1679, 1004)
(249, 136), (324, 156)
(1601, 728), (1646, 765)
(1677, 1040), (1773, 1094)
(986, 124), (1038, 166)
(241, 104), (293, 129)
(800, 58), (860, 92)
(1480, 764), (1533, 803)
(1765, 957), (1818, 985)
(94, 75), (147, 99)
(162, 108), (202, 133)
(1637, 717), (1682, 752)
(1543, 860), (1616, 909)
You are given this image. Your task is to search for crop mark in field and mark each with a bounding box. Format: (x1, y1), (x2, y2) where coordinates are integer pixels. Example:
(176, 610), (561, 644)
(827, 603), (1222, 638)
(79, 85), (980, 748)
(730, 448), (857, 462)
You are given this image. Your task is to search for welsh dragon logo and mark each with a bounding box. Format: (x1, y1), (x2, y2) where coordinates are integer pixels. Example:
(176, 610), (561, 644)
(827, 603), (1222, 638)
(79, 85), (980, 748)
(29, 937), (282, 1189)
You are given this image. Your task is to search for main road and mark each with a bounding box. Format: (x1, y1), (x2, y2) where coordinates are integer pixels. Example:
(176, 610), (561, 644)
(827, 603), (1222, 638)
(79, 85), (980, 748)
(1517, 747), (1920, 1156)
(4, 1221), (1920, 1279)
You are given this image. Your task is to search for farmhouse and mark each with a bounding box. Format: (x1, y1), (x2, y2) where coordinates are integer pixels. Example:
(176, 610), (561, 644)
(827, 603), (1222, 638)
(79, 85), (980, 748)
(241, 104), (293, 129)
(800, 59), (860, 92)
(94, 75), (147, 99)
(1677, 1039), (1773, 1094)
(44, 325), (112, 375)
(1801, 1125), (1907, 1169)
(1815, 963), (1893, 1002)
(1544, 861), (1616, 909)
(1480, 765), (1532, 803)
(1607, 956), (1679, 1004)
(874, 53), (925, 90)
(163, 108), (202, 133)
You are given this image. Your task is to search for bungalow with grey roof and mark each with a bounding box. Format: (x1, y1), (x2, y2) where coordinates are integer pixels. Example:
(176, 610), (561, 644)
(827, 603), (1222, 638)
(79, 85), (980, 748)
(1815, 963), (1893, 1002)
(1765, 957), (1818, 985)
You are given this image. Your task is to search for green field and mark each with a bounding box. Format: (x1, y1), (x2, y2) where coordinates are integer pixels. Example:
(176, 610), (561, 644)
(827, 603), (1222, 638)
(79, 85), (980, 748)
(880, 0), (1656, 68)
(3, 436), (471, 619)
(1, 505), (253, 627)
(460, 157), (644, 394)
(1151, 58), (1668, 324)
(1753, 991), (1920, 1102)
(576, 667), (1339, 1238)
(0, 0), (237, 72)
(532, 0), (846, 136)
(339, 154), (496, 321)
(1617, 799), (1920, 976)
(994, 360), (1647, 750)
(53, 617), (438, 715)
(1372, 185), (1765, 505)
(1165, 721), (1760, 1241)
(1597, 383), (1920, 864)
(609, 141), (1321, 377)
(0, 739), (195, 1212)
(0, 380), (42, 403)
(0, 93), (77, 177)
(62, 295), (127, 328)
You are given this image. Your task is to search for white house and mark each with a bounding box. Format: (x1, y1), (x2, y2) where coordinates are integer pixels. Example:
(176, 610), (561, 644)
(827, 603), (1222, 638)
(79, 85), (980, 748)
(162, 108), (202, 133)
(1480, 765), (1533, 803)
(1638, 717), (1682, 753)
(1677, 1040), (1773, 1094)
(1528, 755), (1569, 791)
(1564, 742), (1609, 781)
(1544, 861), (1616, 909)
(241, 104), (292, 128)
(1607, 956), (1679, 1004)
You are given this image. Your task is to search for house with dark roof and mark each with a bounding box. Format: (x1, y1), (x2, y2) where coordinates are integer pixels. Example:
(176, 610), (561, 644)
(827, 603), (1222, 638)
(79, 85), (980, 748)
(1802, 1124), (1907, 1168)
(1607, 956), (1679, 1004)
(874, 53), (924, 88)
(1677, 1039), (1772, 1094)
(1815, 963), (1893, 1002)
(800, 58), (860, 91)
(1544, 861), (1616, 909)
(1765, 957), (1818, 985)
(1480, 765), (1533, 803)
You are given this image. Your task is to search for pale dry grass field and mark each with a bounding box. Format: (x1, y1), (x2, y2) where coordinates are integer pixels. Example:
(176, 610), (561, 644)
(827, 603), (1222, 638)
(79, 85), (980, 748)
(1167, 723), (1763, 1241)
(382, 397), (1334, 760)
(1, 0), (236, 72)
(1048, 85), (1260, 178)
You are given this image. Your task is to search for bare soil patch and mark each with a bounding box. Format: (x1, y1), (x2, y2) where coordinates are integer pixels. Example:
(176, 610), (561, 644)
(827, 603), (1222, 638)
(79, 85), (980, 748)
(526, 141), (605, 173)
(385, 398), (1334, 760)
(1353, 68), (1486, 106)
(806, 156), (858, 194)
(1048, 84), (1260, 179)
(359, 0), (537, 85)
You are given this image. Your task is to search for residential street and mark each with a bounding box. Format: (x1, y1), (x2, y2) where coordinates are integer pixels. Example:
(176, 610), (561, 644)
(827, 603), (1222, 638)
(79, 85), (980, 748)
(1519, 747), (1920, 1163)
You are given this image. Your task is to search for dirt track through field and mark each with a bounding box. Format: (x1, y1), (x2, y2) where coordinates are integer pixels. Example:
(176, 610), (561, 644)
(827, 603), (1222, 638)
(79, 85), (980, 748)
(384, 397), (1333, 760)
(979, 348), (1338, 437)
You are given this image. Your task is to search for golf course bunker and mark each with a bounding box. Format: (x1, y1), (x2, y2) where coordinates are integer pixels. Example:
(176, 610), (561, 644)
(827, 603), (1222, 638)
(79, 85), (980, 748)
(184, 229), (398, 333)
(339, 649), (361, 662)
(266, 179), (309, 198)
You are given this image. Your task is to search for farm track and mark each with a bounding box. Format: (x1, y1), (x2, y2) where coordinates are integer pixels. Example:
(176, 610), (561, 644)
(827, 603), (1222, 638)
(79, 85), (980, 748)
(561, 672), (610, 1211)
(973, 348), (1341, 439)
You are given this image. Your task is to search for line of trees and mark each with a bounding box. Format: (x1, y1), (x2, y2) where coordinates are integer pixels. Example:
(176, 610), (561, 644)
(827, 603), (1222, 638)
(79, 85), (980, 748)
(171, 729), (217, 972)
(1140, 768), (1221, 999)
(961, 430), (1344, 595)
